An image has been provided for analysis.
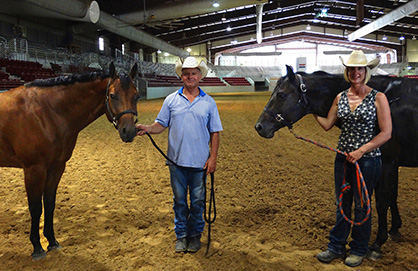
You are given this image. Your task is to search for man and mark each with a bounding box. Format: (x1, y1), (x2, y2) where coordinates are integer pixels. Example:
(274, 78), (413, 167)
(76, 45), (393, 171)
(136, 56), (223, 253)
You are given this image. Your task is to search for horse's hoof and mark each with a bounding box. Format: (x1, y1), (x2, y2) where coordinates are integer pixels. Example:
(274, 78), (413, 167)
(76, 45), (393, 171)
(367, 250), (382, 261)
(368, 244), (383, 261)
(31, 249), (47, 261)
(47, 242), (63, 252)
(388, 231), (402, 242)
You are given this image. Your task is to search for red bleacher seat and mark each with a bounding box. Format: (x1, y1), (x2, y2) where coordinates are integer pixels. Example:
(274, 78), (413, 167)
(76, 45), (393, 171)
(223, 77), (251, 86)
(0, 58), (57, 82)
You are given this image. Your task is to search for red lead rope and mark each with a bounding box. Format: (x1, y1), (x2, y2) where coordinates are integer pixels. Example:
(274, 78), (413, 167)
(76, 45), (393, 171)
(290, 130), (371, 226)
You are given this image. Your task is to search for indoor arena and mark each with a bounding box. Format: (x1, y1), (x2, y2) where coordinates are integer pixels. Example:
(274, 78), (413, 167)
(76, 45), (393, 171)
(1, 1), (417, 271)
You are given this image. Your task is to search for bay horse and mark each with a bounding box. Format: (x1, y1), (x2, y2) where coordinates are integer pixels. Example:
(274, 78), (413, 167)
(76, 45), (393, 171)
(255, 65), (418, 258)
(0, 62), (139, 260)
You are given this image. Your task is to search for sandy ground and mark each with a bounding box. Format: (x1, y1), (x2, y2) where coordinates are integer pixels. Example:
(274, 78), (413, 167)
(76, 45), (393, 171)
(0, 92), (417, 271)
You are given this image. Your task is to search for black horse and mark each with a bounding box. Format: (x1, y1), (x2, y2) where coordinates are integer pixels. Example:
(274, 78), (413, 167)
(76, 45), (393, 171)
(255, 65), (418, 258)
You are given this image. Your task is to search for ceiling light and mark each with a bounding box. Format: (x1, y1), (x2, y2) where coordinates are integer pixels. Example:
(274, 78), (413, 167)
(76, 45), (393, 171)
(316, 7), (328, 18)
(157, 50), (162, 53)
(382, 35), (387, 41)
(231, 39), (237, 45)
(221, 15), (226, 21)
(213, 1), (219, 8)
(164, 52), (169, 56)
(186, 47), (192, 52)
(226, 26), (232, 31)
(306, 24), (311, 30)
(399, 35), (405, 41)
(412, 36), (417, 40)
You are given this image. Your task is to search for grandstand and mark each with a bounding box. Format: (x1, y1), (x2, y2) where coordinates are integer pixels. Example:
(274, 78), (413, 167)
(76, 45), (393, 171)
(210, 64), (282, 79)
(223, 77), (251, 86)
(0, 35), (412, 98)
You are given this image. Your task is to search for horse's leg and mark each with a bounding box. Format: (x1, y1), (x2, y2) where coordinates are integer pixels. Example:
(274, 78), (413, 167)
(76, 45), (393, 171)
(388, 167), (402, 241)
(24, 165), (47, 260)
(43, 162), (66, 252)
(369, 160), (395, 259)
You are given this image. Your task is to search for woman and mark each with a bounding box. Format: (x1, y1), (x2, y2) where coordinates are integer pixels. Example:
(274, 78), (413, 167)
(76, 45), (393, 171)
(314, 50), (392, 267)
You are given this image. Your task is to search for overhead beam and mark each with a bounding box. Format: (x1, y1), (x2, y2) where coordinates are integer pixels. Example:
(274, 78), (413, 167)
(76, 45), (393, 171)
(348, 0), (418, 41)
(256, 4), (264, 44)
(116, 0), (269, 25)
(356, 0), (364, 26)
(97, 12), (189, 57)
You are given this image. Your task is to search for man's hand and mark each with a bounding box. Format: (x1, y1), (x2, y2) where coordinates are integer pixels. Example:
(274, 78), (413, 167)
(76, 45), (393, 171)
(204, 156), (217, 175)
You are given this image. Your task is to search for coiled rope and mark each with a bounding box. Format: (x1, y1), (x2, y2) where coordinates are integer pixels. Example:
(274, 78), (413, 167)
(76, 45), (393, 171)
(289, 129), (371, 226)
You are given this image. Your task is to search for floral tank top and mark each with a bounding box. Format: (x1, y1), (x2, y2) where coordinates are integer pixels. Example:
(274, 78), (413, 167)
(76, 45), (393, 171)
(337, 89), (381, 157)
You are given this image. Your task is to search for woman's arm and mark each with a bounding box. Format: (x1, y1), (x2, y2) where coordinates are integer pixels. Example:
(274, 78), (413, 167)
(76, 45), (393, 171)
(313, 93), (341, 131)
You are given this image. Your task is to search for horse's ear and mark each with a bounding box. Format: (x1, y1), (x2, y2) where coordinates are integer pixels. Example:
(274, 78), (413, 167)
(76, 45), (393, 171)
(286, 65), (295, 82)
(130, 63), (138, 79)
(109, 62), (116, 78)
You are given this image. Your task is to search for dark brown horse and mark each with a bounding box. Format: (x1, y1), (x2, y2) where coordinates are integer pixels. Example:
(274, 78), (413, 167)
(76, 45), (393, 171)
(255, 65), (418, 259)
(0, 62), (139, 260)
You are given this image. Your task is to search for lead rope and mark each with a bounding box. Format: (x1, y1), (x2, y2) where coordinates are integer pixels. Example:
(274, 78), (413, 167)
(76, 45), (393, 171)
(289, 129), (371, 226)
(143, 132), (216, 255)
(204, 172), (216, 257)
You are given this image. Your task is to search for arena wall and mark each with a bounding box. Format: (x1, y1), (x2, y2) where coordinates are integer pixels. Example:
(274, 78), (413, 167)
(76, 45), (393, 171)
(146, 85), (256, 100)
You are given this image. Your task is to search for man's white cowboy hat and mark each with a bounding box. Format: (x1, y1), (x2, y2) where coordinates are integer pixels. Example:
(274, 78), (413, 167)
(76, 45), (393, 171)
(339, 50), (380, 69)
(175, 57), (208, 78)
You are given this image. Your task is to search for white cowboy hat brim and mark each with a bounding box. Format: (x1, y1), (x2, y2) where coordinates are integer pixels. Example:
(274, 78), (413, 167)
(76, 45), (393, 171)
(340, 56), (380, 69)
(175, 57), (208, 78)
(339, 54), (380, 69)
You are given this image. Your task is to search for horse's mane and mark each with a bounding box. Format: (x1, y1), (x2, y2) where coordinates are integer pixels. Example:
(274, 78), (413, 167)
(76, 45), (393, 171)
(297, 70), (336, 77)
(26, 70), (110, 87)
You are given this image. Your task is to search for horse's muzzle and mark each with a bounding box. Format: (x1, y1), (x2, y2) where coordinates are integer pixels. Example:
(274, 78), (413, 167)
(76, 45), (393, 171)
(119, 125), (137, 142)
(254, 122), (274, 138)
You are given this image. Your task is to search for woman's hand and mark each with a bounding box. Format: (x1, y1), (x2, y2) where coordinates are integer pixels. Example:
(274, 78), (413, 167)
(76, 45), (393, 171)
(346, 149), (364, 164)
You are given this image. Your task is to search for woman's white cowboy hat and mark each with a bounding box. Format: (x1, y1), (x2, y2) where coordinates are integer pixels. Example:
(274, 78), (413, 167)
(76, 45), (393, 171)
(175, 57), (208, 78)
(339, 50), (380, 69)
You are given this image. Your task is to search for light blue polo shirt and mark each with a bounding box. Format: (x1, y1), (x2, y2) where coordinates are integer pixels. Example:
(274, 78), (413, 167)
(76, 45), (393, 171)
(155, 87), (223, 168)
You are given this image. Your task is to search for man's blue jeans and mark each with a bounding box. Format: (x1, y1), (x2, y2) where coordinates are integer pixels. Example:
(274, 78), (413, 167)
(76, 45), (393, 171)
(169, 165), (206, 239)
(327, 153), (381, 256)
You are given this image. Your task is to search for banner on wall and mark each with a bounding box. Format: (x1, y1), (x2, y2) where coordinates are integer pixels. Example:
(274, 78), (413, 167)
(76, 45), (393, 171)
(296, 57), (307, 72)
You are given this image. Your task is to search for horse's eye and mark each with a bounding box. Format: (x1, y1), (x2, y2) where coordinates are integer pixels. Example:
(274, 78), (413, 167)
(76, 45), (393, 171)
(279, 93), (287, 99)
(110, 94), (117, 100)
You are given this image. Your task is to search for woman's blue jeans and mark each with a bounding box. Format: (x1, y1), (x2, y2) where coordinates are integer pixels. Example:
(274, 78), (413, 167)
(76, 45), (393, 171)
(327, 153), (381, 256)
(169, 165), (206, 239)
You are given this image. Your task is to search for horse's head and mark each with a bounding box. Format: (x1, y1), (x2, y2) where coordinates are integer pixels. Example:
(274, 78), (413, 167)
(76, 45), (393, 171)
(255, 65), (310, 138)
(105, 62), (140, 143)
